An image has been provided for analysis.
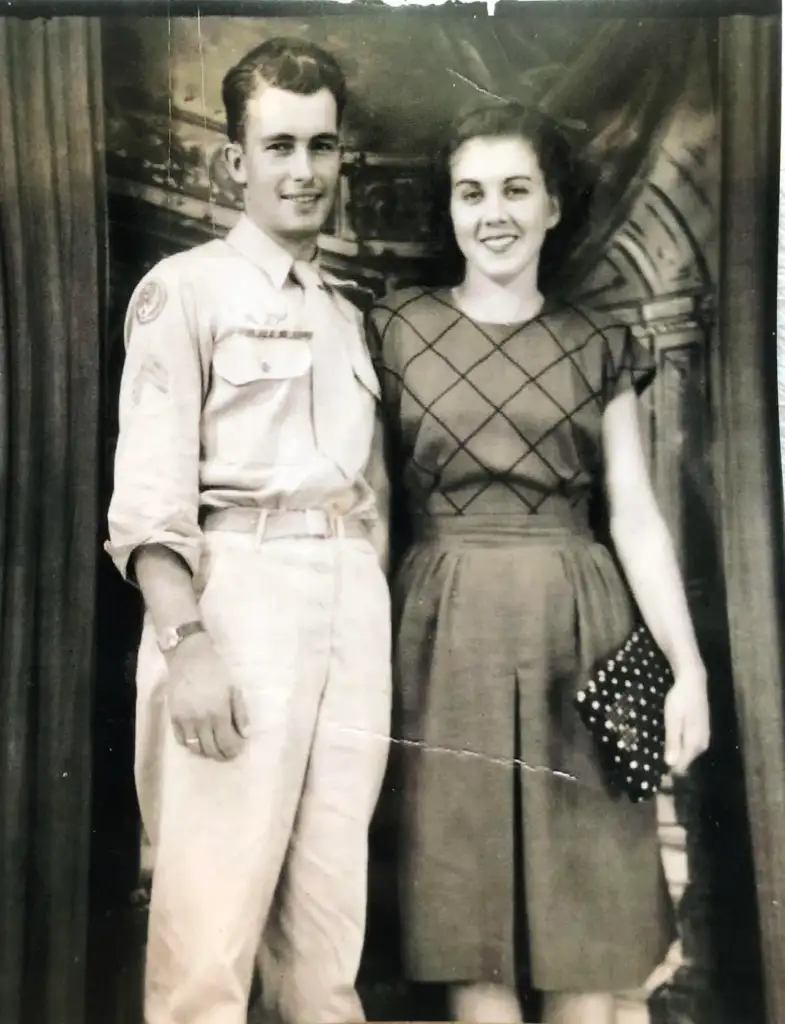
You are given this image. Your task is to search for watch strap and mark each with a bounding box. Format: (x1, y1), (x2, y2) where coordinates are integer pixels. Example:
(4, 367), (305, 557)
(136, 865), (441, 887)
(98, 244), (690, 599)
(158, 619), (205, 653)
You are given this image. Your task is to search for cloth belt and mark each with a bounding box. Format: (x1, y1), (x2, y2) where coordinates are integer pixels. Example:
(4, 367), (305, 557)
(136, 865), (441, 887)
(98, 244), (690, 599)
(413, 511), (593, 548)
(201, 507), (369, 542)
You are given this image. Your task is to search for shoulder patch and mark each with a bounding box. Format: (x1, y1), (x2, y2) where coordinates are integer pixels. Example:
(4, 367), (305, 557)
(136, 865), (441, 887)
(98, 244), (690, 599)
(134, 278), (168, 325)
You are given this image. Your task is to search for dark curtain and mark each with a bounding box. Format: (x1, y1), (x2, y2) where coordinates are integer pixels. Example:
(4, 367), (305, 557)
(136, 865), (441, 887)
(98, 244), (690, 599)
(714, 16), (785, 1024)
(0, 16), (105, 1024)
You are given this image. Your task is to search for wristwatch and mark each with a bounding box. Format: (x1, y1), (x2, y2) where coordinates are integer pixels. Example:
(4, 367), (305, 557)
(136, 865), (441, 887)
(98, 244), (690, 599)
(157, 620), (206, 653)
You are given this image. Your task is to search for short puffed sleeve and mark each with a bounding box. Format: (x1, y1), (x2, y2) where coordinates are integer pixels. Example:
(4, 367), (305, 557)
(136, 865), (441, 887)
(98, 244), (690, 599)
(602, 323), (657, 406)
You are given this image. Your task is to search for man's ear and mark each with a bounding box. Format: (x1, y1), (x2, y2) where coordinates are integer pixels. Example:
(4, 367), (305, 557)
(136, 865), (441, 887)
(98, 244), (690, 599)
(224, 142), (247, 186)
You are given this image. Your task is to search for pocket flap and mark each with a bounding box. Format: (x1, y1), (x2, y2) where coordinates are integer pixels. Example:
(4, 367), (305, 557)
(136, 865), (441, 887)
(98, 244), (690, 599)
(213, 336), (313, 386)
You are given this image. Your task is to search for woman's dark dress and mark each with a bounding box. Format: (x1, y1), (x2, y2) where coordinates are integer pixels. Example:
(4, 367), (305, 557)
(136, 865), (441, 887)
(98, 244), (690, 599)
(369, 287), (675, 994)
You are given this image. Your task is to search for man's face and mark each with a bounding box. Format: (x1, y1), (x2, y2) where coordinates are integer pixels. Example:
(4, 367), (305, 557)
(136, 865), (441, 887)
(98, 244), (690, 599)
(225, 85), (341, 254)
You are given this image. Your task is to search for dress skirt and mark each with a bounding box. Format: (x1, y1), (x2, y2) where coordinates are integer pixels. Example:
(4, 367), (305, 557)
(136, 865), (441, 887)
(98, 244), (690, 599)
(393, 511), (675, 993)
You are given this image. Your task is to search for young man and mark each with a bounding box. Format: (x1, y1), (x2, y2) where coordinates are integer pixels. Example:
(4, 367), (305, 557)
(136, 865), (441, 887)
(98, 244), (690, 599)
(106, 38), (391, 1024)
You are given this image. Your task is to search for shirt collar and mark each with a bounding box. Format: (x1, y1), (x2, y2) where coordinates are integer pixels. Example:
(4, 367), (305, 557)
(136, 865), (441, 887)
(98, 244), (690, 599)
(224, 214), (321, 291)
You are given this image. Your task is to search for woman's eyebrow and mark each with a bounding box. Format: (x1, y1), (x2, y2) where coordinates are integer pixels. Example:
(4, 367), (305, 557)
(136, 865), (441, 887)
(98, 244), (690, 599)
(454, 174), (534, 186)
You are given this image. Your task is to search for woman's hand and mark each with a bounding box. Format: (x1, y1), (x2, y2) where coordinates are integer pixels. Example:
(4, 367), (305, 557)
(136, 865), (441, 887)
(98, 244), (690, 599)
(664, 662), (710, 775)
(602, 393), (711, 779)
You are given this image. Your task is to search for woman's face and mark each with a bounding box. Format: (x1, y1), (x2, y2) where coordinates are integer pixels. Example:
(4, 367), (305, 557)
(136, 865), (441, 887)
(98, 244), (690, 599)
(449, 134), (561, 286)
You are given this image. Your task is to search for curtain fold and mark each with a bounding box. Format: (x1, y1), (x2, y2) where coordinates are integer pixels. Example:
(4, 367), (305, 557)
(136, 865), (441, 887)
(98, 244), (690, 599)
(714, 16), (785, 1024)
(0, 16), (105, 1024)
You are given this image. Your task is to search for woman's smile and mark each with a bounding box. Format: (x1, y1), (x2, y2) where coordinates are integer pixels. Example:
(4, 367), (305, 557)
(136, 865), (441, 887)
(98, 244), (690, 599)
(479, 232), (520, 254)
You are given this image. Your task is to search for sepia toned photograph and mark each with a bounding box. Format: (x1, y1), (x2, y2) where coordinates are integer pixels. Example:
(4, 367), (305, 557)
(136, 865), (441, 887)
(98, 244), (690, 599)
(0, 3), (783, 1024)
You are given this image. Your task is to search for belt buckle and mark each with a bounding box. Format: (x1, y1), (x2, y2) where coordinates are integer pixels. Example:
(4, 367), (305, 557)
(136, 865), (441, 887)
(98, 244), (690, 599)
(304, 509), (330, 538)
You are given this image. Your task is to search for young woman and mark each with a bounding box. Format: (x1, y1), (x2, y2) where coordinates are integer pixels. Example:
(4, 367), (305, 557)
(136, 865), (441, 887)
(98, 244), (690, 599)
(369, 102), (710, 1024)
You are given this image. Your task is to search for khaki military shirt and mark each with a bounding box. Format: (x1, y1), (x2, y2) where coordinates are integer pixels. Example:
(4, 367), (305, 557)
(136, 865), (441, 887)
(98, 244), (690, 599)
(106, 214), (381, 580)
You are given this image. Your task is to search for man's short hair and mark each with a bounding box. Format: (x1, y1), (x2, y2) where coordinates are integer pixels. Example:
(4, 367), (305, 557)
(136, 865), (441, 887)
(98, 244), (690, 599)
(222, 37), (348, 144)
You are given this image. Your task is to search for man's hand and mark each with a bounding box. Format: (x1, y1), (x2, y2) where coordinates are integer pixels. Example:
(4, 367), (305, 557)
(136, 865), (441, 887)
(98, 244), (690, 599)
(165, 632), (250, 761)
(132, 544), (250, 762)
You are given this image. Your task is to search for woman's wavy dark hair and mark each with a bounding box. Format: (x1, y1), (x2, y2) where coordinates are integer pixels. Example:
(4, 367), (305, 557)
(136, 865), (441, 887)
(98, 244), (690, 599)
(430, 100), (596, 296)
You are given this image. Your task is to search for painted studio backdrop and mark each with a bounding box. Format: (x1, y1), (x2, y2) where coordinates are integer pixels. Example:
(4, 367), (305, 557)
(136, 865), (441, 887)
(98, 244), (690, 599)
(82, 11), (765, 1024)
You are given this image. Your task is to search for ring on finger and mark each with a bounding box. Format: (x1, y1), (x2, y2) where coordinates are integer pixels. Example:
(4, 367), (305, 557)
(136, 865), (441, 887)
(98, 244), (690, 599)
(185, 737), (200, 749)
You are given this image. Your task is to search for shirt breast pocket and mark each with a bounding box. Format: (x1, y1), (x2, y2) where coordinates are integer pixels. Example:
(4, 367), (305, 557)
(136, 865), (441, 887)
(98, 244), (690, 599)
(206, 335), (313, 467)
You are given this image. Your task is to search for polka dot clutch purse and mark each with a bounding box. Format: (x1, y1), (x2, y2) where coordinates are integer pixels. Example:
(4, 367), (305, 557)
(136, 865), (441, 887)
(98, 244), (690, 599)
(574, 624), (674, 802)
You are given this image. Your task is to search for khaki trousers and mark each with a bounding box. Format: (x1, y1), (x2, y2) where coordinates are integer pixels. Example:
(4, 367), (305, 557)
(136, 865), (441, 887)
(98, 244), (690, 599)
(134, 532), (392, 1024)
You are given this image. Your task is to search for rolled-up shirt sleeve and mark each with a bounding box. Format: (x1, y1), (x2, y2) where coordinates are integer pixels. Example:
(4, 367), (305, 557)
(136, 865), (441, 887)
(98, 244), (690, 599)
(105, 259), (205, 582)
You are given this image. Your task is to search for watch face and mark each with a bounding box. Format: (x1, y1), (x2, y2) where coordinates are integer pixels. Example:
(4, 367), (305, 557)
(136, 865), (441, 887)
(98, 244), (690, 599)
(159, 622), (203, 652)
